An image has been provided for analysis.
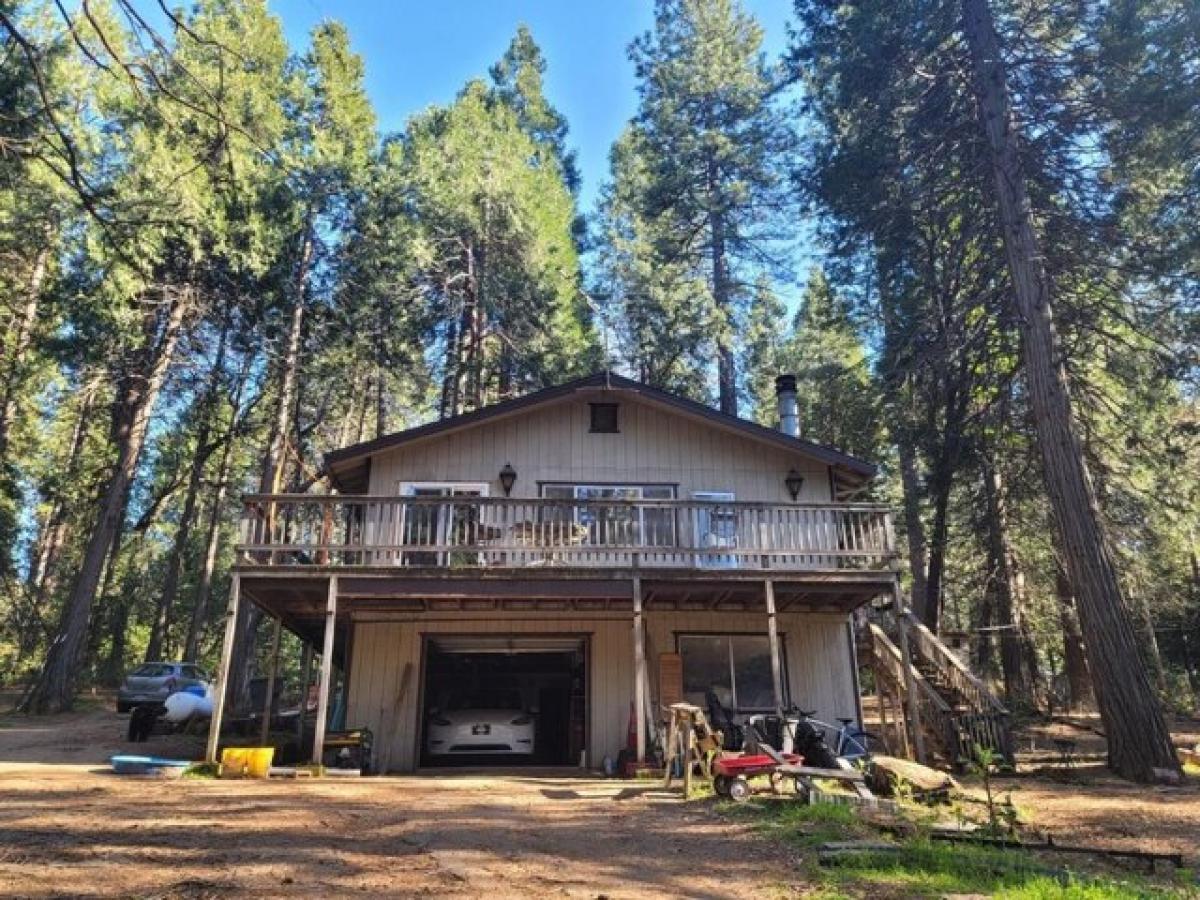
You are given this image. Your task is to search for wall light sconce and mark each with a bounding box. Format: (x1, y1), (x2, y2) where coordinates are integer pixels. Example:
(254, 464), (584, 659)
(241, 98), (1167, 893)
(499, 462), (517, 497)
(785, 469), (805, 501)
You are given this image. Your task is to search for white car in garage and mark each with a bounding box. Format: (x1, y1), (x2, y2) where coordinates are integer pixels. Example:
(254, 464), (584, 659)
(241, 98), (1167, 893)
(426, 689), (536, 756)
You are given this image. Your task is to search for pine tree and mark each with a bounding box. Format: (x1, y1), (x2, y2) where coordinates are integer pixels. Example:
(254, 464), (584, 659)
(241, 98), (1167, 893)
(599, 0), (796, 414)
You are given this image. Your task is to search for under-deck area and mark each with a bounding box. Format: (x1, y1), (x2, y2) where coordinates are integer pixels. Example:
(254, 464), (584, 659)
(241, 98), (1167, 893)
(214, 564), (894, 772)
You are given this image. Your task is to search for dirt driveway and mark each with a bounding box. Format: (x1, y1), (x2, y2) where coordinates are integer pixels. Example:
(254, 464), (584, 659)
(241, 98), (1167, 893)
(0, 706), (801, 899)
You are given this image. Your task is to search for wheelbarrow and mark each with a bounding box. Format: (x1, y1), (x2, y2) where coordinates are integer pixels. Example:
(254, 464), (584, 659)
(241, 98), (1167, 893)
(712, 752), (804, 802)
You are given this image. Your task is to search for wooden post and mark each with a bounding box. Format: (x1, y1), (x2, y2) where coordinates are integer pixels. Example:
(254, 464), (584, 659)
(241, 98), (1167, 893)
(205, 573), (241, 764)
(632, 571), (647, 762)
(259, 616), (282, 746)
(312, 575), (338, 765)
(764, 580), (784, 715)
(296, 641), (313, 749)
(683, 722), (694, 799)
(894, 581), (927, 763)
(893, 690), (911, 758)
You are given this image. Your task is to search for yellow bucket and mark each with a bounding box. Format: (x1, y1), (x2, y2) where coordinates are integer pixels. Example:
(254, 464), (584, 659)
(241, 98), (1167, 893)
(220, 747), (275, 778)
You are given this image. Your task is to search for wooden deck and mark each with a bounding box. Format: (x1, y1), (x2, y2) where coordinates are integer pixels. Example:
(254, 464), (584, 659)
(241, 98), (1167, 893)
(237, 494), (897, 573)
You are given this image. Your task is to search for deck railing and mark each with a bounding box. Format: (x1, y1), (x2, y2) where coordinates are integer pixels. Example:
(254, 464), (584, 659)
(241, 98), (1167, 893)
(237, 494), (897, 573)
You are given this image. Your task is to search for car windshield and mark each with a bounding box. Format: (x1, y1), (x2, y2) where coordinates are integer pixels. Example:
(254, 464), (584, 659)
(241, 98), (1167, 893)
(130, 664), (173, 678)
(448, 690), (522, 711)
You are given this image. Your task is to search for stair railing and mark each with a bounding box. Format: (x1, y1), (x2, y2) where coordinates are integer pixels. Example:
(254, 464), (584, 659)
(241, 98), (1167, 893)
(866, 623), (959, 765)
(900, 610), (1014, 764)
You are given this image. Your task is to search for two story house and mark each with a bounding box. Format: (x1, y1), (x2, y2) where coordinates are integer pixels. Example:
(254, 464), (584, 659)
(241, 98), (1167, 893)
(207, 371), (899, 772)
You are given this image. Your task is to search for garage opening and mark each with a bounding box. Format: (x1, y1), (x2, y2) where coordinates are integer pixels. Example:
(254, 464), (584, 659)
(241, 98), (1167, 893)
(419, 635), (587, 768)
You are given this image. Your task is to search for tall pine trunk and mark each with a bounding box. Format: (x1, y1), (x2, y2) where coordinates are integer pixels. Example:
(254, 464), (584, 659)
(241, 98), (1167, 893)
(706, 152), (736, 416)
(0, 241), (50, 467)
(962, 0), (1179, 781)
(182, 387), (243, 663)
(981, 458), (1041, 710)
(897, 435), (930, 605)
(145, 329), (228, 661)
(22, 287), (189, 713)
(24, 375), (101, 649)
(228, 226), (312, 711)
(1056, 565), (1094, 711)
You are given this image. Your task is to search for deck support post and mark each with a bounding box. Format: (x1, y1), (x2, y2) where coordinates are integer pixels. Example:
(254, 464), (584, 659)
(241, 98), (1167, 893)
(632, 568), (647, 763)
(205, 572), (241, 764)
(297, 640), (313, 749)
(764, 580), (784, 716)
(312, 575), (338, 765)
(894, 580), (927, 763)
(259, 616), (282, 746)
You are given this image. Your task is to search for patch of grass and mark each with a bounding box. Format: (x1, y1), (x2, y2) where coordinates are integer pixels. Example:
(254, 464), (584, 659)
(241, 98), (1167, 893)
(726, 797), (871, 848)
(727, 798), (1185, 899)
(995, 877), (1176, 899)
(821, 840), (1176, 898)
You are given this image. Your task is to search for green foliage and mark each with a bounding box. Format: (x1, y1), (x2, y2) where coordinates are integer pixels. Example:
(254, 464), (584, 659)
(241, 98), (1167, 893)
(733, 798), (1178, 899)
(594, 0), (797, 412)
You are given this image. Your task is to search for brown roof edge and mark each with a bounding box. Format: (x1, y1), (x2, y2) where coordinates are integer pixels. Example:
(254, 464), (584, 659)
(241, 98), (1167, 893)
(324, 371), (877, 480)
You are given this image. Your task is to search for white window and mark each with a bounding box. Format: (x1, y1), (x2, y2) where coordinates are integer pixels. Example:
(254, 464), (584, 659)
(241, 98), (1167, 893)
(692, 491), (738, 568)
(398, 482), (489, 565)
(540, 484), (675, 546)
(678, 634), (785, 712)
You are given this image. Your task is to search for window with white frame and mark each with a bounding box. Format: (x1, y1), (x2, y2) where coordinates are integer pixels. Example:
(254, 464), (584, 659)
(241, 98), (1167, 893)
(678, 633), (786, 712)
(539, 483), (676, 546)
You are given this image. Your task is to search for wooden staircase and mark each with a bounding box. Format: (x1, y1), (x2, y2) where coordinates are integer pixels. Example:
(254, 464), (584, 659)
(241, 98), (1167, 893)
(860, 608), (1013, 770)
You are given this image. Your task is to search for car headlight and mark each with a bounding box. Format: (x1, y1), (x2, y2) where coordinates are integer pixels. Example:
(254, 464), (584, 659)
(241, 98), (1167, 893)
(510, 715), (532, 726)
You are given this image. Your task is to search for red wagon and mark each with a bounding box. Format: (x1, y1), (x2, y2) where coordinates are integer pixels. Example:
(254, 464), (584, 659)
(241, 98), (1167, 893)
(712, 752), (804, 802)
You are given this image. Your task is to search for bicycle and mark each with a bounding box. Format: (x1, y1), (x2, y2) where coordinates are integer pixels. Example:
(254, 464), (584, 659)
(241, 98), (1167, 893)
(785, 708), (882, 768)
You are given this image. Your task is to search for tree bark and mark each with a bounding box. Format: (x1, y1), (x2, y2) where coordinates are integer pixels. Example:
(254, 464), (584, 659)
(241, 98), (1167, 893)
(182, 393), (245, 663)
(897, 435), (930, 608)
(145, 328), (228, 661)
(22, 376), (101, 664)
(1055, 564), (1094, 711)
(1130, 582), (1168, 696)
(0, 241), (50, 468)
(962, 0), (1180, 781)
(981, 458), (1041, 710)
(706, 151), (736, 416)
(228, 226), (312, 710)
(22, 287), (189, 713)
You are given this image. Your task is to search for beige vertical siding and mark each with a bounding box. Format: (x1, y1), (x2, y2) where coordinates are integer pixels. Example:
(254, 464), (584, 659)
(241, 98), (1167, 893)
(643, 611), (857, 727)
(347, 609), (855, 772)
(365, 394), (833, 503)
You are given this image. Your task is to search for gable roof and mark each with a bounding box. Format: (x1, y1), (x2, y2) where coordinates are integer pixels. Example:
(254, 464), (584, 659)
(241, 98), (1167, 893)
(324, 371), (877, 493)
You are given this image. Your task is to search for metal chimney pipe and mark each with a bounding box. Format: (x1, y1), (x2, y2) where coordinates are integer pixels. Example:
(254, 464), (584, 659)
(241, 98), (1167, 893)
(775, 374), (799, 438)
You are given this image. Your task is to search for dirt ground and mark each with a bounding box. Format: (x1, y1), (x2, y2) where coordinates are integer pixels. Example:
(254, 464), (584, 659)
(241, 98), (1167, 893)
(0, 702), (802, 899)
(1, 703), (1197, 898)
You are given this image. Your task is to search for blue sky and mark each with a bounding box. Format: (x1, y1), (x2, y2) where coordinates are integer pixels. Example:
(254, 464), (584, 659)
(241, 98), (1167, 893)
(271, 0), (794, 213)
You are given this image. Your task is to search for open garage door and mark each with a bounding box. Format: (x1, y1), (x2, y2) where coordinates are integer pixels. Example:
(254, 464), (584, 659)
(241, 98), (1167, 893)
(419, 635), (587, 768)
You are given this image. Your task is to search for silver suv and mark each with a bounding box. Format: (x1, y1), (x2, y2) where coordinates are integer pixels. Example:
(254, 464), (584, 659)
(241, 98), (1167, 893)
(117, 662), (210, 713)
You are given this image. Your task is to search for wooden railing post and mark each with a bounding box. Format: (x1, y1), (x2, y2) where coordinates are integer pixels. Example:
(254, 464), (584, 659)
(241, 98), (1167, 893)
(312, 575), (338, 765)
(765, 579), (784, 715)
(894, 581), (927, 764)
(206, 572), (241, 764)
(632, 561), (647, 763)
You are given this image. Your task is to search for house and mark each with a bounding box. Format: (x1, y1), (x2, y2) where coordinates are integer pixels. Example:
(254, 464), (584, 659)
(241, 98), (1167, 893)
(206, 371), (901, 772)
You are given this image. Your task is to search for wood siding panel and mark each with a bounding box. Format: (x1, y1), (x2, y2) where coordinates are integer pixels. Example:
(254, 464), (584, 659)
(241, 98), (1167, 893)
(366, 395), (833, 503)
(643, 611), (855, 727)
(347, 609), (855, 772)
